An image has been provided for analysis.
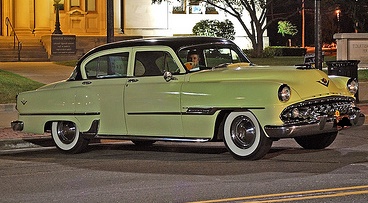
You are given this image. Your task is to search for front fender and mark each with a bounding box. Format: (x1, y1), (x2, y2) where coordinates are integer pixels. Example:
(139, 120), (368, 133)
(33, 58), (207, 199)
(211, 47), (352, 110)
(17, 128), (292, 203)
(181, 81), (300, 128)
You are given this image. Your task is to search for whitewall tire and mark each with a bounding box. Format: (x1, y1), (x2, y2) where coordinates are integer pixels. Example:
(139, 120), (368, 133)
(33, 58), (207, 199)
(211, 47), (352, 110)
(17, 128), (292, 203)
(223, 111), (272, 160)
(51, 121), (89, 154)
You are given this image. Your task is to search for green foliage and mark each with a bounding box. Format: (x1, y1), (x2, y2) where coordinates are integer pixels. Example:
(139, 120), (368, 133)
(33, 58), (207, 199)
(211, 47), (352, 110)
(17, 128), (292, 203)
(192, 19), (235, 40)
(243, 46), (306, 58)
(277, 21), (298, 37)
(243, 48), (279, 58)
(0, 70), (44, 104)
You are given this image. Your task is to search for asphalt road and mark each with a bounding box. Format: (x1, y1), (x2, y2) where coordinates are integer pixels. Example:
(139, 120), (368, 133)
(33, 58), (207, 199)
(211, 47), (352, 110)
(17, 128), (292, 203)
(0, 125), (367, 203)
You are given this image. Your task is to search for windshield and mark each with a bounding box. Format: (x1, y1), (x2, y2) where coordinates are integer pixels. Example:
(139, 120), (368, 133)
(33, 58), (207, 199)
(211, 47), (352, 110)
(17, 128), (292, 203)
(178, 45), (250, 72)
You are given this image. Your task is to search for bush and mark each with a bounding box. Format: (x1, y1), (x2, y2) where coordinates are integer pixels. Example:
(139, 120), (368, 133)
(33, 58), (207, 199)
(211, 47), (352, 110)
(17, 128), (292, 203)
(243, 46), (306, 58)
(243, 48), (278, 58)
(268, 46), (307, 56)
(192, 19), (235, 40)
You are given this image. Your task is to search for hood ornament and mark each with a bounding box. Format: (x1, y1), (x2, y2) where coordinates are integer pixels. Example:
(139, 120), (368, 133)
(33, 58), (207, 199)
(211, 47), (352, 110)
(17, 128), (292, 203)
(317, 78), (329, 87)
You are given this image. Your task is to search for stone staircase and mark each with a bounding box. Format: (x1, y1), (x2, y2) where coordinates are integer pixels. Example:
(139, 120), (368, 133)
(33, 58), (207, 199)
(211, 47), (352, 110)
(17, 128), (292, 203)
(0, 36), (49, 62)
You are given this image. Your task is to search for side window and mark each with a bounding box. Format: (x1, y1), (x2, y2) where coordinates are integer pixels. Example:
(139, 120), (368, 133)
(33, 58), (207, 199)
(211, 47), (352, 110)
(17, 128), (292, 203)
(155, 52), (179, 74)
(203, 48), (240, 67)
(134, 51), (180, 76)
(85, 52), (129, 79)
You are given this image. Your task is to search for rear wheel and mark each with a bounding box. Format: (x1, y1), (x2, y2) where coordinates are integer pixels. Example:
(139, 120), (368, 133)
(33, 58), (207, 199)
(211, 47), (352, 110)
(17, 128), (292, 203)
(223, 111), (272, 160)
(51, 121), (89, 153)
(294, 132), (338, 149)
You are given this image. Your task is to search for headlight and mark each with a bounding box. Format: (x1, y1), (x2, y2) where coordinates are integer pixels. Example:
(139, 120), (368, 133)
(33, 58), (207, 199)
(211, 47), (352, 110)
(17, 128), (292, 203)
(347, 78), (358, 94)
(278, 84), (291, 102)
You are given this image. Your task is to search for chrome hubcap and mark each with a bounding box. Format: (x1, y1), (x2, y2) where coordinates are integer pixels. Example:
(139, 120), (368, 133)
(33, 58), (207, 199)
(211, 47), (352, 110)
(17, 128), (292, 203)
(230, 115), (256, 149)
(57, 121), (77, 144)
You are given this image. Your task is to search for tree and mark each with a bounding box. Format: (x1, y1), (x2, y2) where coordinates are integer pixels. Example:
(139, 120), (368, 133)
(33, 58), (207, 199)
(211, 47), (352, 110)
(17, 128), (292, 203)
(277, 21), (298, 37)
(277, 21), (298, 46)
(192, 19), (236, 40)
(152, 0), (301, 57)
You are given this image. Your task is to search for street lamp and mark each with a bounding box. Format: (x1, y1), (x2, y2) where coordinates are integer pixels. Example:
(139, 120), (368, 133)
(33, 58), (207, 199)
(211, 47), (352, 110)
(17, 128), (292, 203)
(301, 0), (305, 47)
(336, 9), (341, 33)
(53, 0), (63, 34)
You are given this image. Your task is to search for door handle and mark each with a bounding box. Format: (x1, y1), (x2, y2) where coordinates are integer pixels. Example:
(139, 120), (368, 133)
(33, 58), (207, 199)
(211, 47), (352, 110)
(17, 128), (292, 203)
(128, 79), (139, 83)
(82, 81), (92, 85)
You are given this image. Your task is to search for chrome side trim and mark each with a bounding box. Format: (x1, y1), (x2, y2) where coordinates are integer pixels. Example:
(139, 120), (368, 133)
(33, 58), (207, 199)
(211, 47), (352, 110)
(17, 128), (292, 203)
(184, 107), (265, 115)
(19, 112), (100, 116)
(95, 135), (210, 143)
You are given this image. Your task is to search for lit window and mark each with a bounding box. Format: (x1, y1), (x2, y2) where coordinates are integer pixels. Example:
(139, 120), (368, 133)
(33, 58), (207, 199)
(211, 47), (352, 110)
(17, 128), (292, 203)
(70, 0), (80, 8)
(86, 0), (96, 11)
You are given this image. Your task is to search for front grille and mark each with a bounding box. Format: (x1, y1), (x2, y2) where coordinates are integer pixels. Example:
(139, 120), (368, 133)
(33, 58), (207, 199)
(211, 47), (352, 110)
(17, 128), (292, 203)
(280, 96), (358, 124)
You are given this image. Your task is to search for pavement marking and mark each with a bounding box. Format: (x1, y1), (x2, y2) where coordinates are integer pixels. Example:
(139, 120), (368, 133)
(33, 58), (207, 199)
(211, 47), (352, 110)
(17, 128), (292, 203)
(188, 185), (368, 203)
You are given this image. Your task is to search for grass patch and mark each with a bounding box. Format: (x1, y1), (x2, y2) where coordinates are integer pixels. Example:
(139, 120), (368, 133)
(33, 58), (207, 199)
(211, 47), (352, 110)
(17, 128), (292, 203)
(0, 70), (44, 104)
(54, 60), (77, 67)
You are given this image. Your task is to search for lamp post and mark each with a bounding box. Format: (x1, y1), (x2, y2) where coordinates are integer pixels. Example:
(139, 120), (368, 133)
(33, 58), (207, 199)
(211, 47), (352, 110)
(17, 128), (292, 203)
(107, 0), (114, 43)
(314, 0), (322, 70)
(301, 0), (305, 47)
(53, 0), (63, 34)
(336, 9), (341, 33)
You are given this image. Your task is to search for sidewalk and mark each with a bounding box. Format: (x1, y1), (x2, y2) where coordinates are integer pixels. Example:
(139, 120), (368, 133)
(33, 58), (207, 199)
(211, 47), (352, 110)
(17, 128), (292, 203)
(0, 62), (367, 150)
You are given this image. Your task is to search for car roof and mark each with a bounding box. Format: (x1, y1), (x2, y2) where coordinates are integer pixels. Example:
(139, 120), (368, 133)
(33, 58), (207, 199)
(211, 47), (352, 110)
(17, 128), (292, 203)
(77, 36), (235, 64)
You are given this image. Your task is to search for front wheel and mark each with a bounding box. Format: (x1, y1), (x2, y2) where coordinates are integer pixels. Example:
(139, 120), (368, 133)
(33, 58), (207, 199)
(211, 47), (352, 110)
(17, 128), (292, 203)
(294, 132), (338, 149)
(51, 121), (89, 154)
(223, 111), (272, 160)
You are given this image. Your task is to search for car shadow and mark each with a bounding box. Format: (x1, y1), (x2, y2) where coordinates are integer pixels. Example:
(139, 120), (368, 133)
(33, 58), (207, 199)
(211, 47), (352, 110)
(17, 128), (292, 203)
(2, 140), (367, 176)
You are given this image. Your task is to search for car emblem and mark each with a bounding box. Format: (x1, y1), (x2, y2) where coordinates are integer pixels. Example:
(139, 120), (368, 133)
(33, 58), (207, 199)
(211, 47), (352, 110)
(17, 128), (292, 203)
(317, 78), (329, 87)
(21, 100), (27, 105)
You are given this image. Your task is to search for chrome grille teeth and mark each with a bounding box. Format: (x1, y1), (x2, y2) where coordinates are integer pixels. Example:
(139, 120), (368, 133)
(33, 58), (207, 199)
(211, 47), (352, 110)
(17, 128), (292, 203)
(281, 97), (357, 124)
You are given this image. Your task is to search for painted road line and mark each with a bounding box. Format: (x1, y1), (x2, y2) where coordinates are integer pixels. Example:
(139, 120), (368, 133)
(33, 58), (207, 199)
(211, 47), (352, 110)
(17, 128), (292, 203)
(188, 185), (368, 203)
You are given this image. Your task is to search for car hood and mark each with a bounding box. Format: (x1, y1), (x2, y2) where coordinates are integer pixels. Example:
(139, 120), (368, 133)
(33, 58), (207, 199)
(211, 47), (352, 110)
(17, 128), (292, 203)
(187, 65), (350, 100)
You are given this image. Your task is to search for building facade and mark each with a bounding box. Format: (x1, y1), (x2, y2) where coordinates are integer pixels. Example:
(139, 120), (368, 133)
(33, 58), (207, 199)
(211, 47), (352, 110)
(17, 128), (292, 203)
(1, 0), (268, 50)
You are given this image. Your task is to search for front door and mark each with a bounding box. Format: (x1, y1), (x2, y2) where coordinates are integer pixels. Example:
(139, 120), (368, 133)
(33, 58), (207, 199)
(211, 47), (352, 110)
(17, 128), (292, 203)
(124, 48), (184, 137)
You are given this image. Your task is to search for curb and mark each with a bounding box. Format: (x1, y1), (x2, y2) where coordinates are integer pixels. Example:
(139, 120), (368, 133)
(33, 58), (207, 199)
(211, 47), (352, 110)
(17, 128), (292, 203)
(0, 137), (54, 151)
(0, 103), (16, 112)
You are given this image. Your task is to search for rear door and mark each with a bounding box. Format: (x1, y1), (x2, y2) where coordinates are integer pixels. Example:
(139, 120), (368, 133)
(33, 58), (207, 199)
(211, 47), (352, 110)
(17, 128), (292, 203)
(76, 48), (131, 135)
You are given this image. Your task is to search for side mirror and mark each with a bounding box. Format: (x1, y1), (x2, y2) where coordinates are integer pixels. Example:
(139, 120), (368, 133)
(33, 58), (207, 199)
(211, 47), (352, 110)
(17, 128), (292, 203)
(163, 71), (177, 82)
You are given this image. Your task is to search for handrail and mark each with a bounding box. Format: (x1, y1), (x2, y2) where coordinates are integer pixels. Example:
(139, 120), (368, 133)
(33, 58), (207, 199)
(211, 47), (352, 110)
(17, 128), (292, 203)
(5, 17), (22, 61)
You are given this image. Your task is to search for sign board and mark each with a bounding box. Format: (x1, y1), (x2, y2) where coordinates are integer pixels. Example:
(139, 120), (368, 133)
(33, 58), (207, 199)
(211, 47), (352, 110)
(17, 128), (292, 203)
(51, 35), (76, 55)
(348, 40), (368, 66)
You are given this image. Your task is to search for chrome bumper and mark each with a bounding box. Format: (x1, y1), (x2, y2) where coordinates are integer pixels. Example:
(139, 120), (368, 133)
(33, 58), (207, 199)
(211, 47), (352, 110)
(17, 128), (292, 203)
(11, 121), (24, 131)
(264, 113), (365, 138)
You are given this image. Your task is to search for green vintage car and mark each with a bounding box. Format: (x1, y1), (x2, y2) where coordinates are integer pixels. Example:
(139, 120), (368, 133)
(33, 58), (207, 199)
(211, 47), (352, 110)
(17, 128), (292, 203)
(11, 37), (365, 160)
